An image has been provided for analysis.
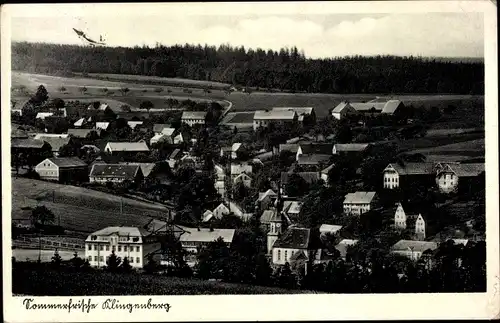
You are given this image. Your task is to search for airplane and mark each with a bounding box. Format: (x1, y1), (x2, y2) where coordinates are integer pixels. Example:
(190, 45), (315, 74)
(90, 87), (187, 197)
(72, 28), (106, 46)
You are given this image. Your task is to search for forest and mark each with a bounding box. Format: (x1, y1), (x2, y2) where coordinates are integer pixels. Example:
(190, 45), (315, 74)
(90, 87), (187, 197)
(12, 42), (484, 94)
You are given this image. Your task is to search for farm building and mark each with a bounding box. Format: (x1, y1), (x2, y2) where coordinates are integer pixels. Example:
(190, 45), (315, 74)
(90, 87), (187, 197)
(343, 191), (378, 216)
(85, 226), (160, 269)
(435, 163), (485, 194)
(271, 107), (316, 126)
(348, 99), (405, 116)
(181, 111), (206, 126)
(331, 102), (359, 120)
(279, 144), (300, 155)
(256, 189), (278, 211)
(178, 227), (235, 267)
(89, 164), (144, 184)
(382, 162), (436, 189)
(118, 162), (156, 178)
(104, 141), (150, 155)
(73, 118), (87, 128)
(11, 138), (51, 154)
(390, 240), (438, 261)
(253, 110), (297, 130)
(230, 162), (253, 179)
(35, 157), (88, 184)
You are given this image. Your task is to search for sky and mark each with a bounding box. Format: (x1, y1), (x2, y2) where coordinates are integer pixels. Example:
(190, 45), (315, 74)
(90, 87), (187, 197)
(9, 7), (484, 59)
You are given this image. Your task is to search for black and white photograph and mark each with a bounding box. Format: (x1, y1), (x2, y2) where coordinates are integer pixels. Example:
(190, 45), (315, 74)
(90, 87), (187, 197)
(2, 1), (498, 321)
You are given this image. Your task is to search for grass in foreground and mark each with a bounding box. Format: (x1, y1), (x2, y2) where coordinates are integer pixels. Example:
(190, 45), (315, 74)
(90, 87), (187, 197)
(13, 264), (311, 296)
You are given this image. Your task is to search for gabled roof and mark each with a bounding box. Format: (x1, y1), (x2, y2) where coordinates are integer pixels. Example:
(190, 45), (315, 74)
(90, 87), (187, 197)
(273, 227), (322, 249)
(88, 226), (150, 240)
(321, 163), (336, 175)
(283, 201), (301, 214)
(202, 210), (214, 223)
(299, 143), (333, 155)
(254, 110), (296, 120)
(11, 138), (46, 149)
(344, 191), (377, 204)
(438, 163), (485, 177)
(334, 143), (370, 152)
(279, 144), (300, 153)
(298, 154), (331, 165)
(260, 209), (277, 224)
(395, 201), (422, 217)
(350, 102), (386, 112)
(95, 122), (110, 130)
(41, 157), (87, 168)
(391, 240), (438, 253)
(67, 128), (100, 138)
(119, 162), (155, 177)
(280, 172), (320, 185)
(258, 189), (277, 202)
(182, 111), (206, 120)
(319, 224), (343, 235)
(40, 137), (71, 152)
(150, 134), (167, 143)
(90, 164), (141, 179)
(290, 250), (309, 262)
(34, 133), (69, 140)
(382, 100), (404, 114)
(105, 141), (150, 152)
(74, 118), (86, 127)
(234, 172), (252, 181)
(179, 227), (236, 243)
(332, 102), (356, 113)
(161, 128), (176, 136)
(127, 121), (144, 129)
(153, 124), (172, 133)
(271, 107), (314, 115)
(385, 162), (435, 175)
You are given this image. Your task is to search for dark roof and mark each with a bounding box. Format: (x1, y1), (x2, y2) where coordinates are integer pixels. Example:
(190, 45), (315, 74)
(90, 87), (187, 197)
(89, 164), (141, 179)
(334, 143), (370, 152)
(300, 143), (333, 155)
(280, 172), (320, 185)
(11, 138), (46, 149)
(273, 227), (322, 249)
(439, 163), (485, 177)
(40, 137), (71, 152)
(45, 157), (88, 168)
(386, 162), (435, 175)
(67, 128), (100, 138)
(298, 154), (331, 165)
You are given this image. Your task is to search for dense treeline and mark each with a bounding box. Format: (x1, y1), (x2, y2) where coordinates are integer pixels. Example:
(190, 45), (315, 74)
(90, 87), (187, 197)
(12, 42), (484, 94)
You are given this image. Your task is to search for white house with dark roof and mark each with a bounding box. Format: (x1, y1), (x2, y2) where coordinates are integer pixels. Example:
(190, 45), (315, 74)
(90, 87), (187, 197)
(89, 164), (144, 184)
(393, 202), (430, 240)
(331, 102), (359, 120)
(382, 162), (435, 189)
(104, 141), (150, 154)
(271, 226), (323, 267)
(390, 240), (438, 261)
(85, 226), (159, 268)
(435, 163), (485, 193)
(181, 111), (206, 126)
(343, 191), (378, 215)
(35, 157), (88, 183)
(271, 107), (316, 125)
(253, 110), (297, 130)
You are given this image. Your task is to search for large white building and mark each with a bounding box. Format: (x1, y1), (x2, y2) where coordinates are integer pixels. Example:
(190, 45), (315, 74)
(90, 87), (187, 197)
(343, 191), (377, 215)
(253, 110), (297, 130)
(181, 111), (207, 126)
(85, 226), (160, 269)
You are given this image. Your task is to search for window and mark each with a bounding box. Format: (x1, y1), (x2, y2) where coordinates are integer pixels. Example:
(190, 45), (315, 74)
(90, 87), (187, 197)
(88, 256), (92, 261)
(99, 256), (103, 262)
(94, 256), (98, 261)
(124, 246), (128, 252)
(136, 257), (140, 263)
(106, 245), (109, 251)
(106, 256), (109, 262)
(100, 245), (103, 251)
(130, 258), (134, 263)
(93, 244), (97, 250)
(87, 244), (92, 250)
(278, 250), (281, 261)
(285, 250), (288, 260)
(118, 246), (122, 252)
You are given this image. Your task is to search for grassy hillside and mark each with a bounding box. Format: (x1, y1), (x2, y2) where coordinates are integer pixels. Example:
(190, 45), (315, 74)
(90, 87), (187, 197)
(11, 178), (168, 234)
(13, 264), (311, 295)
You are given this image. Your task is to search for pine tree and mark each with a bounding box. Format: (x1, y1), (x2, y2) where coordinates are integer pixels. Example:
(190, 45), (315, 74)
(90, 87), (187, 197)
(106, 251), (121, 272)
(121, 257), (133, 272)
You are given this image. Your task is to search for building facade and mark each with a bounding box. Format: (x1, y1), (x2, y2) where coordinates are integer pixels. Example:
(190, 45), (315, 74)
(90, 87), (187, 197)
(35, 157), (88, 183)
(343, 191), (377, 215)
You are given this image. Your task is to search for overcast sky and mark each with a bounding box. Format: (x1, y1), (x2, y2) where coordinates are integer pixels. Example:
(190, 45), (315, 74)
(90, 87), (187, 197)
(10, 9), (484, 59)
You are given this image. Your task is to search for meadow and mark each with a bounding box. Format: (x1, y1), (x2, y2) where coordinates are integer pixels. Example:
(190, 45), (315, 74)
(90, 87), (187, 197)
(13, 263), (311, 295)
(11, 178), (168, 234)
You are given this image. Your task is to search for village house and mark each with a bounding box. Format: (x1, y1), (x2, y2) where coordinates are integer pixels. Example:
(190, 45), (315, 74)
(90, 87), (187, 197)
(270, 225), (324, 272)
(283, 200), (302, 220)
(278, 143), (300, 155)
(332, 143), (371, 155)
(35, 112), (54, 120)
(89, 164), (144, 184)
(95, 122), (110, 131)
(335, 239), (358, 260)
(212, 203), (231, 219)
(296, 143), (333, 161)
(230, 162), (253, 179)
(73, 117), (87, 128)
(382, 162), (436, 189)
(118, 162), (156, 179)
(343, 191), (378, 215)
(435, 163), (485, 194)
(104, 141), (150, 155)
(33, 135), (72, 157)
(35, 157), (88, 184)
(220, 143), (243, 160)
(393, 202), (432, 240)
(233, 172), (252, 188)
(390, 240), (439, 261)
(178, 227), (235, 267)
(150, 128), (178, 146)
(347, 99), (405, 116)
(85, 226), (159, 269)
(331, 101), (359, 120)
(11, 138), (52, 156)
(253, 110), (298, 130)
(181, 111), (206, 126)
(297, 154), (332, 169)
(256, 189), (278, 211)
(270, 107), (316, 126)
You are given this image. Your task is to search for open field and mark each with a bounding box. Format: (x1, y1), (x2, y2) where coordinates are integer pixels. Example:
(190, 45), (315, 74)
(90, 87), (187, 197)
(12, 249), (79, 262)
(408, 138), (485, 156)
(13, 264), (312, 295)
(11, 178), (169, 234)
(12, 72), (484, 120)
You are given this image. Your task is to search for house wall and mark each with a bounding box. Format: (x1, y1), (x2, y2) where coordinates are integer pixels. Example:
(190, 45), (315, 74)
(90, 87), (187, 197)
(182, 119), (205, 127)
(35, 161), (59, 181)
(272, 248), (312, 265)
(392, 250), (423, 261)
(213, 205), (230, 219)
(383, 170), (400, 189)
(343, 202), (372, 215)
(415, 215), (426, 239)
(394, 205), (407, 229)
(84, 238), (159, 269)
(436, 172), (458, 193)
